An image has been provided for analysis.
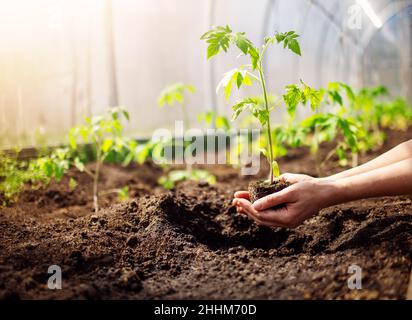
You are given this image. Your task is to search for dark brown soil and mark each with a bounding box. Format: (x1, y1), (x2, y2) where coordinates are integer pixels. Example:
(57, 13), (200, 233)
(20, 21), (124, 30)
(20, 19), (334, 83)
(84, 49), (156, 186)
(248, 179), (290, 204)
(0, 129), (411, 300)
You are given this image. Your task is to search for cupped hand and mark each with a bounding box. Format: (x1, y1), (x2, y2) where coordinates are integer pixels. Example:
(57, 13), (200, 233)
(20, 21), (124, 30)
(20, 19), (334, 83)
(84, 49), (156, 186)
(233, 179), (334, 229)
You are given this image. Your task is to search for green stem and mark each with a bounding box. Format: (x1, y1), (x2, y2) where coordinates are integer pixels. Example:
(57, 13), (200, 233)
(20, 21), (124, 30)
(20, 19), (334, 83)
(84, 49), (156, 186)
(93, 147), (101, 213)
(351, 152), (358, 168)
(258, 64), (274, 184)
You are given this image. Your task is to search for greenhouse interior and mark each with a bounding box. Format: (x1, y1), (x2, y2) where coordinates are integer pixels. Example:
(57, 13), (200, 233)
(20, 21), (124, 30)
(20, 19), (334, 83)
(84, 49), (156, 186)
(1, 0), (412, 303)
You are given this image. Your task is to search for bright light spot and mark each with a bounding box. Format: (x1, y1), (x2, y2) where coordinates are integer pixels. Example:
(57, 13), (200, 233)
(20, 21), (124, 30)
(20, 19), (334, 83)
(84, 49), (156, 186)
(357, 0), (383, 28)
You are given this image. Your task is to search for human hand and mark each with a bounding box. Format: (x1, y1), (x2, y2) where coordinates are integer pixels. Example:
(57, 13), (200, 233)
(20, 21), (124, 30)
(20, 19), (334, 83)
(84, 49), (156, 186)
(279, 172), (314, 184)
(232, 173), (317, 217)
(233, 179), (335, 229)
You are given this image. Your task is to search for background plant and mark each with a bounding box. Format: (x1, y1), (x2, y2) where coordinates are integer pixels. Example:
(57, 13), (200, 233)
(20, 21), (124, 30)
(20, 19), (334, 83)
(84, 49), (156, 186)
(156, 83), (217, 189)
(0, 147), (70, 205)
(158, 83), (196, 129)
(68, 107), (135, 211)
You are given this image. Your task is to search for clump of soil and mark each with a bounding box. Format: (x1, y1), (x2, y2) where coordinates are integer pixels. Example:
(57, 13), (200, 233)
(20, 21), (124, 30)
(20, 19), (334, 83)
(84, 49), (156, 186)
(0, 129), (411, 299)
(248, 179), (290, 204)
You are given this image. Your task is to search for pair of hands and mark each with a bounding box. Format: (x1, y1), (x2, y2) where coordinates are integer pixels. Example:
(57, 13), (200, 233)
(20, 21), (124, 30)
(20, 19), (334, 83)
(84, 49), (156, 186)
(233, 174), (332, 229)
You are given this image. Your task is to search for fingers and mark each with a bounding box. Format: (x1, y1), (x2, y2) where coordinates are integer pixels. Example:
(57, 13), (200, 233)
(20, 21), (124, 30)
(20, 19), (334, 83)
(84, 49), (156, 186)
(234, 191), (250, 200)
(255, 208), (296, 228)
(279, 173), (290, 183)
(234, 198), (285, 228)
(280, 173), (309, 184)
(233, 198), (258, 214)
(233, 198), (244, 214)
(252, 188), (292, 211)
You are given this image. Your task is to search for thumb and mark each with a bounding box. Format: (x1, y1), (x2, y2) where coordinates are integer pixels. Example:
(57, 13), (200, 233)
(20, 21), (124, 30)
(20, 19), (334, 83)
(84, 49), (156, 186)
(252, 188), (292, 211)
(280, 173), (297, 184)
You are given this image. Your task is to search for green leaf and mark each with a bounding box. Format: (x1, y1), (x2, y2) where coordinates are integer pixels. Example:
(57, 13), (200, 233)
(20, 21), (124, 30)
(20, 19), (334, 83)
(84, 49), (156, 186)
(302, 82), (323, 110)
(217, 69), (253, 101)
(288, 39), (301, 56)
(275, 31), (301, 56)
(337, 118), (358, 152)
(101, 139), (114, 153)
(200, 25), (233, 59)
(337, 82), (355, 102)
(328, 89), (343, 106)
(283, 84), (302, 117)
(249, 46), (260, 70)
(231, 97), (259, 121)
(158, 83), (197, 107)
(201, 26), (261, 70)
(136, 144), (150, 165)
(216, 116), (231, 131)
(118, 186), (129, 201)
(234, 32), (252, 55)
(74, 157), (85, 172)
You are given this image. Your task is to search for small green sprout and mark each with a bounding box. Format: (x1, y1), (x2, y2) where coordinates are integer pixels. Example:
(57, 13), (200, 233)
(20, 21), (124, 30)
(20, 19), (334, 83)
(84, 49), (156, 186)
(118, 186), (129, 201)
(69, 177), (78, 191)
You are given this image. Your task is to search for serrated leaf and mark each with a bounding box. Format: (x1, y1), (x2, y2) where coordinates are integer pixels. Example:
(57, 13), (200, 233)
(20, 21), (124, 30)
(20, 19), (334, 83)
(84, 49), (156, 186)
(217, 69), (253, 101)
(283, 84), (302, 117)
(288, 38), (301, 56)
(235, 32), (252, 55)
(275, 31), (301, 56)
(200, 25), (233, 59)
(231, 97), (259, 121)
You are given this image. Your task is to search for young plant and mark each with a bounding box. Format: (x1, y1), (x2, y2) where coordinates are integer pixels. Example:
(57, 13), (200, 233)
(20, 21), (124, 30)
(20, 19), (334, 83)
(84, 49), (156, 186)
(156, 83), (217, 189)
(299, 112), (364, 169)
(0, 152), (40, 204)
(158, 83), (196, 129)
(158, 169), (216, 190)
(0, 148), (70, 205)
(68, 107), (135, 212)
(379, 97), (412, 131)
(201, 26), (302, 184)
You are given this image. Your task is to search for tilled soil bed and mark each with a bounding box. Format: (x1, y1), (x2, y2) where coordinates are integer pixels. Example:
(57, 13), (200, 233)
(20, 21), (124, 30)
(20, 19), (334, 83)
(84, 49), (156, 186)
(1, 129), (412, 299)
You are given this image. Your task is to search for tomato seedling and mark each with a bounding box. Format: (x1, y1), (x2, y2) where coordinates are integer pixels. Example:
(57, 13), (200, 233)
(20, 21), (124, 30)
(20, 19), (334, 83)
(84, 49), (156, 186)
(68, 107), (136, 212)
(201, 26), (303, 184)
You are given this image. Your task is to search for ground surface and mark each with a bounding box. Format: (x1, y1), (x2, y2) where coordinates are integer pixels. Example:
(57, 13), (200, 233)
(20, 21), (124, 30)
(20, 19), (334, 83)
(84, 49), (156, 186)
(0, 129), (411, 299)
